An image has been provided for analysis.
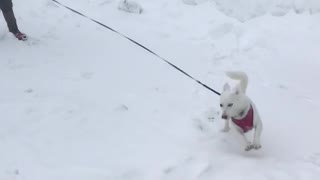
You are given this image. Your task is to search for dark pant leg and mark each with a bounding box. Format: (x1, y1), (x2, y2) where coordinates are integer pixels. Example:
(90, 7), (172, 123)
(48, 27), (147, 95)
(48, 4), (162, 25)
(0, 0), (19, 34)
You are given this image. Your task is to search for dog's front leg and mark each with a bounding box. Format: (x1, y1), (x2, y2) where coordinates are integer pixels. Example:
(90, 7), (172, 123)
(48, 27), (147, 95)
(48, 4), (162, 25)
(221, 119), (230, 132)
(242, 133), (253, 151)
(234, 128), (253, 151)
(252, 122), (262, 149)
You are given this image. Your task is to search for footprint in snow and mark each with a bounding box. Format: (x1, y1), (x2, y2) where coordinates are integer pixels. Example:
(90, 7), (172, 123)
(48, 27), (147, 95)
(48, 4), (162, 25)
(183, 0), (197, 6)
(192, 107), (219, 133)
(278, 84), (288, 90)
(114, 104), (129, 112)
(99, 0), (114, 6)
(209, 23), (234, 40)
(162, 157), (213, 179)
(81, 72), (94, 79)
(118, 169), (142, 180)
(23, 36), (42, 46)
(163, 166), (176, 175)
(2, 169), (20, 179)
(24, 88), (34, 93)
(307, 153), (320, 167)
(46, 1), (59, 8)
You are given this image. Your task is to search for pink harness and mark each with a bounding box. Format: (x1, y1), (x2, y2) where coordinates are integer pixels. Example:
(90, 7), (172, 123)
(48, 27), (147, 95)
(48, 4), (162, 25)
(232, 105), (254, 133)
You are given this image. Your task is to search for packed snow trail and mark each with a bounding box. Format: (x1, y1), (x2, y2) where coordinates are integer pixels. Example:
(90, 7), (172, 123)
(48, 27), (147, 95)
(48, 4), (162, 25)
(1, 0), (320, 180)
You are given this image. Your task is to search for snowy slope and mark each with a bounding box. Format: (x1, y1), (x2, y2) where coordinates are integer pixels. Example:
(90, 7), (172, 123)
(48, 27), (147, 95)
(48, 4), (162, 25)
(1, 0), (320, 179)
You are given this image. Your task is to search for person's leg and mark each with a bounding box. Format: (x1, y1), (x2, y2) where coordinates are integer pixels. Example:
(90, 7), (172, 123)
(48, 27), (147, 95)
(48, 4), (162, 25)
(1, 0), (19, 34)
(3, 10), (20, 34)
(1, 0), (27, 40)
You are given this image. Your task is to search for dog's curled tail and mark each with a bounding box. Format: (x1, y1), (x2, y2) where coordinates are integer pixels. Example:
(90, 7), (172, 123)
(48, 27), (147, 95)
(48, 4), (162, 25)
(226, 71), (248, 93)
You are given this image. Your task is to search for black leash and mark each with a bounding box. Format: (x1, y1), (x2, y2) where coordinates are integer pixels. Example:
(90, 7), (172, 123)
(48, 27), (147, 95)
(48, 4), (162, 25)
(52, 0), (221, 96)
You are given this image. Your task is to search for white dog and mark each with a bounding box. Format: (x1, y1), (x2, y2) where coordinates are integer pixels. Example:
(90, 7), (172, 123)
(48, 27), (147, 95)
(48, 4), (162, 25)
(219, 71), (263, 151)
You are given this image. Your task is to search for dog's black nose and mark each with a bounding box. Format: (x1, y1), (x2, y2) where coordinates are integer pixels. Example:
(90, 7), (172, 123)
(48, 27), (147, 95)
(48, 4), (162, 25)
(221, 115), (228, 119)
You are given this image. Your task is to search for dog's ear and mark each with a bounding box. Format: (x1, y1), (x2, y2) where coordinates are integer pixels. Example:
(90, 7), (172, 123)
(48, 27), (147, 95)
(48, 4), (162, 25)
(223, 83), (230, 92)
(234, 85), (242, 95)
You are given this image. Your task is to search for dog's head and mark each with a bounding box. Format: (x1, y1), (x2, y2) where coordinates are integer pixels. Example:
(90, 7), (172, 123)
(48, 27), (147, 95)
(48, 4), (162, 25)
(219, 83), (245, 119)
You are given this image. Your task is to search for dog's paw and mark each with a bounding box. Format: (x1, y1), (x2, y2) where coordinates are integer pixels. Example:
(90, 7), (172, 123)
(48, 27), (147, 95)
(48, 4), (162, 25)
(245, 144), (254, 151)
(252, 144), (262, 150)
(221, 127), (230, 132)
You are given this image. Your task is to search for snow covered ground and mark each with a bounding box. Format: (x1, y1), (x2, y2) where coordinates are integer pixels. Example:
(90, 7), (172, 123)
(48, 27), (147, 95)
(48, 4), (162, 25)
(1, 0), (320, 179)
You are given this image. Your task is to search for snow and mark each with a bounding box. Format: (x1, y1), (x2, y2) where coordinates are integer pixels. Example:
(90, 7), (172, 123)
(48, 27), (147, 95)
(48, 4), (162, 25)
(1, 0), (320, 179)
(118, 0), (143, 14)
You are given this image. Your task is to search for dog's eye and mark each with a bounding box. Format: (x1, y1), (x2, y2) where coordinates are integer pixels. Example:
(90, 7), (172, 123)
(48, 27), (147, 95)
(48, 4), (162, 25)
(227, 103), (233, 107)
(220, 104), (223, 107)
